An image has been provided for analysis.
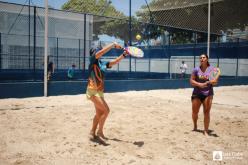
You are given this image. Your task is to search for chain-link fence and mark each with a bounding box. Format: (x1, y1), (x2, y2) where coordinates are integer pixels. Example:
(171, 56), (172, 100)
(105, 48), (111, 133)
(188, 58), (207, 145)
(0, 1), (248, 81)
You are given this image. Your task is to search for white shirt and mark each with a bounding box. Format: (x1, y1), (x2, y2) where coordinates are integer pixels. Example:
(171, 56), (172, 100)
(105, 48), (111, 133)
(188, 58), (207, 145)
(180, 63), (188, 73)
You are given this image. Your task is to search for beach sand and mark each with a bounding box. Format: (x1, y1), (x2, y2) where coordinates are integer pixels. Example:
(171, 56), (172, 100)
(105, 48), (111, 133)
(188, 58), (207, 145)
(0, 85), (247, 165)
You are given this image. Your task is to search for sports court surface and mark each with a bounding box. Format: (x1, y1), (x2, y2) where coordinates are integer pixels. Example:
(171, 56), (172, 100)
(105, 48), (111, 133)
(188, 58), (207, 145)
(0, 85), (247, 164)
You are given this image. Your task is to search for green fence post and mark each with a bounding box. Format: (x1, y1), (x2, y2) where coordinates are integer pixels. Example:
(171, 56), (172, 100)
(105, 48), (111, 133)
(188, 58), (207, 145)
(83, 14), (86, 73)
(168, 33), (171, 78)
(56, 37), (59, 70)
(33, 6), (36, 79)
(236, 38), (240, 77)
(0, 33), (1, 70)
(79, 39), (81, 70)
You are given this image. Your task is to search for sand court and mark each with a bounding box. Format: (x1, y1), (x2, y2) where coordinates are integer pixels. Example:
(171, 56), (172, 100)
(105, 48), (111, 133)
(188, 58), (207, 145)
(0, 85), (247, 165)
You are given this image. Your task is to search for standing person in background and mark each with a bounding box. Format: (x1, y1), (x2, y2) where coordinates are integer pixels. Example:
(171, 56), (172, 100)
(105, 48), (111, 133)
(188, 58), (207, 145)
(47, 61), (54, 81)
(190, 54), (219, 136)
(220, 30), (227, 42)
(67, 64), (76, 79)
(86, 42), (129, 141)
(180, 61), (188, 78)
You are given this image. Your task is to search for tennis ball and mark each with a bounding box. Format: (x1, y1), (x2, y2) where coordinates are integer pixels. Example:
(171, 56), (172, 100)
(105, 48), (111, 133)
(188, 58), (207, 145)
(136, 34), (141, 40)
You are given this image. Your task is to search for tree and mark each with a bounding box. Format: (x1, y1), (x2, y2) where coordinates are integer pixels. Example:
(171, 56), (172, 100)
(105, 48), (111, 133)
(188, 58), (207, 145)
(62, 0), (124, 17)
(62, 0), (147, 42)
(62, 0), (131, 41)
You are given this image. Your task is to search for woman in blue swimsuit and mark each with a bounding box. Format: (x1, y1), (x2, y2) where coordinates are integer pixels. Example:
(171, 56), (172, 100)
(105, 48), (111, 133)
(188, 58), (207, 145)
(190, 54), (219, 135)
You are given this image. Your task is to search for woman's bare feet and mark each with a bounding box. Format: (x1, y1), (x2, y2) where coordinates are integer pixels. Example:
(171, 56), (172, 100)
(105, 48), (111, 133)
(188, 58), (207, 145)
(97, 131), (108, 140)
(89, 131), (97, 139)
(193, 123), (198, 131)
(203, 130), (209, 136)
(193, 125), (198, 131)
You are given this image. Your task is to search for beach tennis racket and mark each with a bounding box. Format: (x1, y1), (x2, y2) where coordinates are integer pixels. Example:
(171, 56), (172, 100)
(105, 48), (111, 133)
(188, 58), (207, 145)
(123, 46), (144, 58)
(209, 67), (221, 80)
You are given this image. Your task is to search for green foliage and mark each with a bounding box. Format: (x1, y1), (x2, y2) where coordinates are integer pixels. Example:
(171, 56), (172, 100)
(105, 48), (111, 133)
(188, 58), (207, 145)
(62, 0), (129, 40)
(62, 0), (125, 17)
(98, 17), (145, 42)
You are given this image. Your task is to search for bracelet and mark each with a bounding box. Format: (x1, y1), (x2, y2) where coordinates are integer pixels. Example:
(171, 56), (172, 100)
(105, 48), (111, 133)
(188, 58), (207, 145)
(122, 53), (127, 58)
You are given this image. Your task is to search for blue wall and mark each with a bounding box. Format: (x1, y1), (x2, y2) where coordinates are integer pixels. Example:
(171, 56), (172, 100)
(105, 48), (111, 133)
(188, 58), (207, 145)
(1, 77), (248, 98)
(106, 41), (248, 58)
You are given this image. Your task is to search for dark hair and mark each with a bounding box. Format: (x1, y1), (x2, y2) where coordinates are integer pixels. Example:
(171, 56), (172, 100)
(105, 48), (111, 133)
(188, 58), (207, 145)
(90, 45), (103, 56)
(90, 48), (96, 56)
(200, 54), (210, 66)
(97, 45), (103, 50)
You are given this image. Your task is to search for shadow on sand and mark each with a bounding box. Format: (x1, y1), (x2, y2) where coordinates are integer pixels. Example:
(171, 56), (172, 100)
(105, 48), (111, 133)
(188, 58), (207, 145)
(109, 138), (144, 147)
(90, 136), (144, 147)
(90, 136), (110, 146)
(192, 129), (219, 137)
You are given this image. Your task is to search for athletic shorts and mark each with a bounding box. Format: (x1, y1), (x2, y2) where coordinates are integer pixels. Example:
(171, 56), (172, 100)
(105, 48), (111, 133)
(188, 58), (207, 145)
(86, 88), (104, 100)
(191, 94), (212, 103)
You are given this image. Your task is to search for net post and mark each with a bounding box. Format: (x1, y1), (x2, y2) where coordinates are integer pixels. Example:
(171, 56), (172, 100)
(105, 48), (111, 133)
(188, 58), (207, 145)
(168, 33), (171, 79)
(78, 39), (81, 70)
(28, 0), (31, 69)
(83, 14), (86, 73)
(207, 0), (211, 58)
(129, 0), (132, 73)
(44, 0), (48, 97)
(236, 38), (240, 77)
(0, 32), (1, 70)
(56, 37), (59, 70)
(33, 6), (37, 80)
